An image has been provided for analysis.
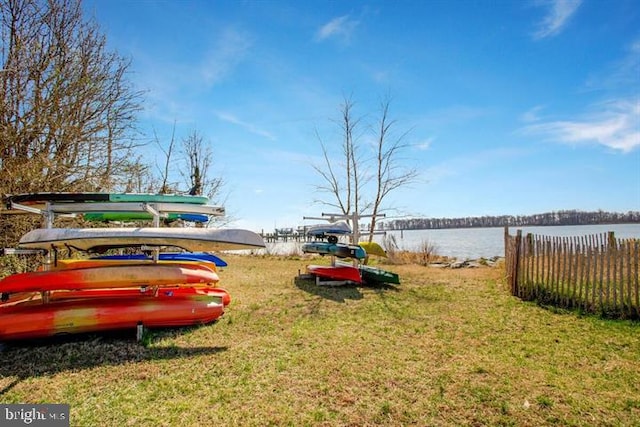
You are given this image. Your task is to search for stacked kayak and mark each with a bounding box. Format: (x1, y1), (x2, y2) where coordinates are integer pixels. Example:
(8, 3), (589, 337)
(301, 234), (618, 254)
(0, 192), (266, 342)
(91, 252), (228, 267)
(302, 241), (366, 260)
(0, 255), (233, 342)
(306, 263), (362, 284)
(0, 286), (227, 341)
(301, 221), (399, 286)
(358, 264), (400, 285)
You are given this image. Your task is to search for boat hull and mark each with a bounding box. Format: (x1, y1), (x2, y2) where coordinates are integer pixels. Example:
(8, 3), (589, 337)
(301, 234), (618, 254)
(306, 221), (352, 237)
(48, 258), (220, 274)
(359, 265), (400, 285)
(358, 241), (387, 258)
(0, 292), (225, 341)
(4, 192), (209, 205)
(83, 212), (209, 223)
(307, 264), (362, 283)
(302, 242), (366, 260)
(49, 286), (231, 307)
(18, 227), (266, 252)
(0, 264), (218, 293)
(92, 252), (228, 267)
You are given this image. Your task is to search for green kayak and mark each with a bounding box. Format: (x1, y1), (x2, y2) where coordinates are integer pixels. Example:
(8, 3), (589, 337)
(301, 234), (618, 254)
(359, 264), (400, 285)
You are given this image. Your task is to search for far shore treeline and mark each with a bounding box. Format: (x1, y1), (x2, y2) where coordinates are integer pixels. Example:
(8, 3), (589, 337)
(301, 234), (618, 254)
(381, 210), (640, 231)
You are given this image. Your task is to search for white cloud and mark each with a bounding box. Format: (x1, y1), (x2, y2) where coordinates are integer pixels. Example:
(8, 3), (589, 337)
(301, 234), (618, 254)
(522, 99), (640, 153)
(315, 15), (358, 43)
(215, 111), (276, 141)
(532, 0), (582, 40)
(416, 137), (435, 150)
(520, 105), (545, 123)
(585, 37), (640, 92)
(200, 28), (253, 86)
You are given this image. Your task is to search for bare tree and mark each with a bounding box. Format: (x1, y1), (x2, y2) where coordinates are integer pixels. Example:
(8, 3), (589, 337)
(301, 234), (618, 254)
(151, 126), (225, 208)
(0, 0), (144, 195)
(121, 157), (154, 193)
(181, 129), (224, 202)
(312, 95), (365, 219)
(155, 122), (178, 194)
(366, 97), (418, 241)
(313, 94), (417, 242)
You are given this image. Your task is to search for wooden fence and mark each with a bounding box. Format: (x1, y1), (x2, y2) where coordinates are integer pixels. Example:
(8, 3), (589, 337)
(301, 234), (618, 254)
(504, 226), (639, 319)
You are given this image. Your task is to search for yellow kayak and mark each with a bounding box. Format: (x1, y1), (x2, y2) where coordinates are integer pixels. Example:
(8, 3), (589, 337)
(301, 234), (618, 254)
(358, 241), (387, 257)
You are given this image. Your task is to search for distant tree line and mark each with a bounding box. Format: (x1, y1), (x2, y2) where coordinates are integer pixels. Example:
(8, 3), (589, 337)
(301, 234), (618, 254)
(380, 210), (640, 230)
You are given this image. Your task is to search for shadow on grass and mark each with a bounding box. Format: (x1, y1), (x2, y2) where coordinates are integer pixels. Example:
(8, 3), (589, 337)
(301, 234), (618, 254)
(294, 275), (400, 303)
(294, 276), (364, 303)
(0, 326), (227, 396)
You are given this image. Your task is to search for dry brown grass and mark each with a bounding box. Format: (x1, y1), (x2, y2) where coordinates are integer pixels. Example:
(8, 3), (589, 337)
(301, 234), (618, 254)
(0, 254), (638, 426)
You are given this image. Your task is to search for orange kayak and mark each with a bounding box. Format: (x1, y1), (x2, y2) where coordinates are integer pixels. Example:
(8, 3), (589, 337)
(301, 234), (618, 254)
(0, 264), (218, 293)
(0, 290), (225, 341)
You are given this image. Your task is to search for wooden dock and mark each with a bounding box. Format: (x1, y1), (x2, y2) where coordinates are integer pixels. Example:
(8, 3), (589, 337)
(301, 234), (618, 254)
(260, 227), (314, 243)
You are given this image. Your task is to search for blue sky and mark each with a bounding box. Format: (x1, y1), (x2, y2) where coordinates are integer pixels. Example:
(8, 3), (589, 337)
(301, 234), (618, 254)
(82, 0), (639, 231)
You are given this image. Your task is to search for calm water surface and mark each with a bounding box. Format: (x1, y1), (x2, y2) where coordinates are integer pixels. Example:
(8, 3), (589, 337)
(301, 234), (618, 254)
(377, 224), (640, 260)
(264, 224), (640, 260)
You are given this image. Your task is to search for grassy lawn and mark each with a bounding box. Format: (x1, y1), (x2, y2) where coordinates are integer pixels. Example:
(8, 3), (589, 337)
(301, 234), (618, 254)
(1, 254), (638, 426)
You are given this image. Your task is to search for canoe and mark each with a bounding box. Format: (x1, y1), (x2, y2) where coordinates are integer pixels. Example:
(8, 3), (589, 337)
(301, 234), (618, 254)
(92, 252), (228, 267)
(0, 292), (224, 341)
(48, 258), (220, 274)
(302, 241), (366, 260)
(307, 264), (362, 283)
(83, 212), (210, 223)
(18, 227), (266, 252)
(306, 221), (352, 237)
(358, 241), (387, 258)
(0, 264), (218, 293)
(4, 192), (209, 205)
(359, 264), (400, 285)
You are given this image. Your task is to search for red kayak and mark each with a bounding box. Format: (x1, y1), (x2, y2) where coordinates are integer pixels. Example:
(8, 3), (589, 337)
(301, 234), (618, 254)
(0, 290), (225, 341)
(47, 258), (219, 273)
(0, 264), (218, 293)
(307, 264), (362, 283)
(48, 286), (232, 307)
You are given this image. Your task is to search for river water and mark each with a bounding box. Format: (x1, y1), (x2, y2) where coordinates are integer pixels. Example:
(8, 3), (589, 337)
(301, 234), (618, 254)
(264, 224), (640, 260)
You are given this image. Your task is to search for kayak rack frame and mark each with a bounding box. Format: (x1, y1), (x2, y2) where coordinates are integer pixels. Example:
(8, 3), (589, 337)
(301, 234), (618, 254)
(2, 200), (226, 266)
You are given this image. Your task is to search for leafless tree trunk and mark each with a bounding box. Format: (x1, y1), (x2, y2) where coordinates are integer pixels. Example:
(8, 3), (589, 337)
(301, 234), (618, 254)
(312, 95), (365, 221)
(151, 125), (225, 213)
(313, 94), (417, 243)
(366, 97), (418, 241)
(181, 129), (224, 201)
(155, 123), (177, 194)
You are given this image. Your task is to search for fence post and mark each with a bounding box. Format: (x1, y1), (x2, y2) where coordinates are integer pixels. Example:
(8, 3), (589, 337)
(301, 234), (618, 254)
(504, 226), (514, 294)
(513, 229), (522, 296)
